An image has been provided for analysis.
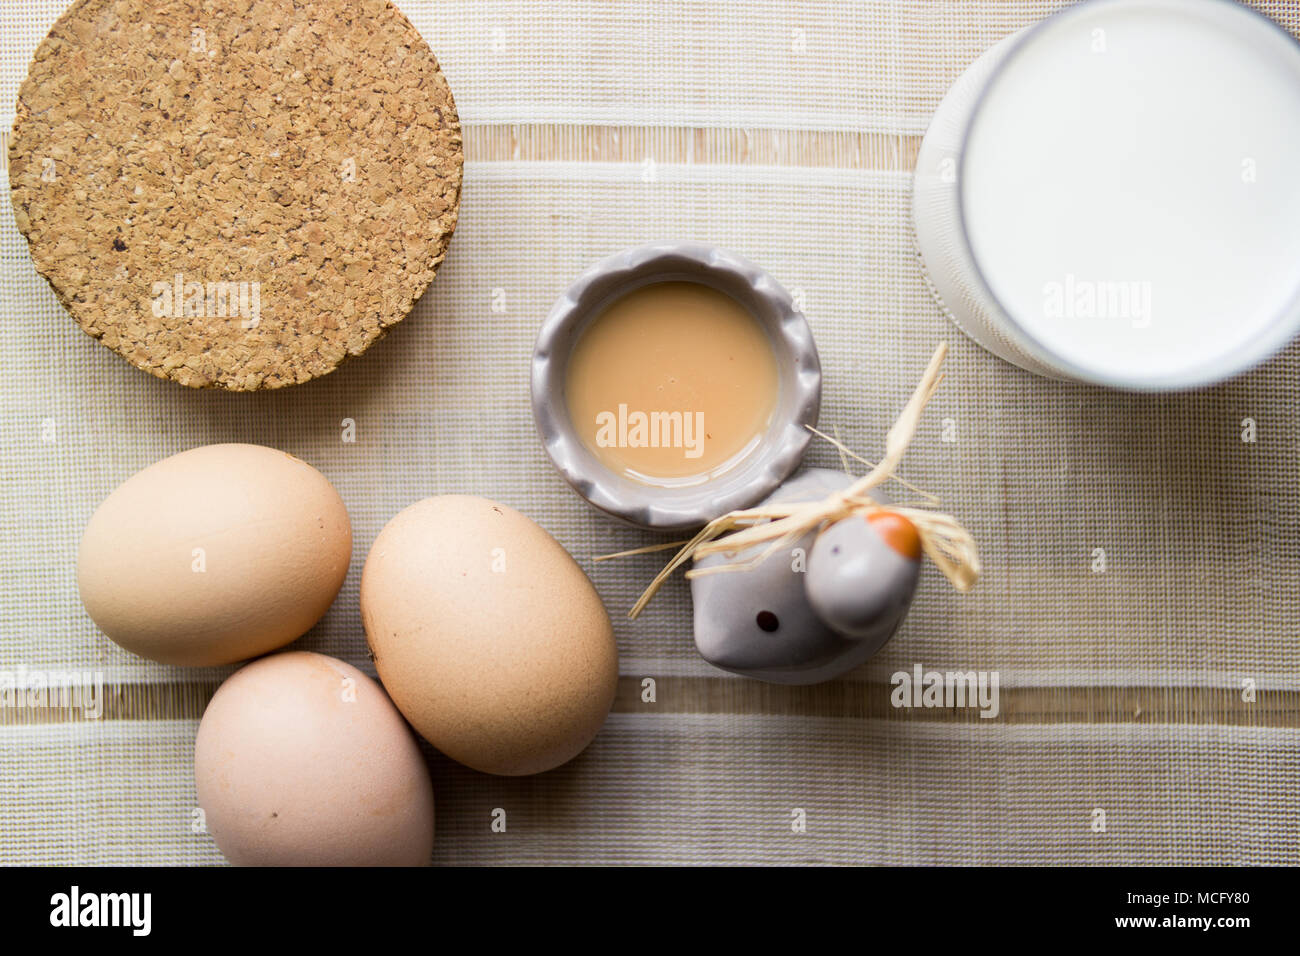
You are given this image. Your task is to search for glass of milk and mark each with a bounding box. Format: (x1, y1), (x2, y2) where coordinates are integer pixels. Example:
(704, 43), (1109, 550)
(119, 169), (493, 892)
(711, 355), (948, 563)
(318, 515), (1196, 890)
(912, 0), (1300, 390)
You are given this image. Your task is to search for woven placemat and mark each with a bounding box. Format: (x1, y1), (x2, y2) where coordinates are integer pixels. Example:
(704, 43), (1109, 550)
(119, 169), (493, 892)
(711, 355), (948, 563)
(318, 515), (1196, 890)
(5, 0), (1300, 868)
(7, 0), (463, 390)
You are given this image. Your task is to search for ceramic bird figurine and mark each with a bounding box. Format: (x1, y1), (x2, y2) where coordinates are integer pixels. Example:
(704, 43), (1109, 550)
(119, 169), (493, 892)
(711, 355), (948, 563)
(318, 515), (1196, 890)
(691, 468), (922, 684)
(620, 346), (978, 682)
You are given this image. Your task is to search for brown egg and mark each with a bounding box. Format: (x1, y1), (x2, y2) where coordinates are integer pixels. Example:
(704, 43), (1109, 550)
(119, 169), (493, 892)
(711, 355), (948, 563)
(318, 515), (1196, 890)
(77, 444), (351, 666)
(361, 496), (618, 776)
(194, 651), (435, 867)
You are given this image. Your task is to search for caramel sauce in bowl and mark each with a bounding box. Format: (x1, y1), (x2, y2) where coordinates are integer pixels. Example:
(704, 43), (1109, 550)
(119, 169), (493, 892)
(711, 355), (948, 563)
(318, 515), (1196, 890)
(532, 242), (822, 532)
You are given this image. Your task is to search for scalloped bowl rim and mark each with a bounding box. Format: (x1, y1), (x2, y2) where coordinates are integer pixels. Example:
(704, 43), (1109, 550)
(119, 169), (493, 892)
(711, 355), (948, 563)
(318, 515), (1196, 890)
(531, 241), (823, 531)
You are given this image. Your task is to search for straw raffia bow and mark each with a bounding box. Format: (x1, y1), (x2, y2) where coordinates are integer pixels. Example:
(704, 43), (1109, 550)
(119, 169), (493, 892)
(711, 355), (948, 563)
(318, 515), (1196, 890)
(598, 342), (981, 618)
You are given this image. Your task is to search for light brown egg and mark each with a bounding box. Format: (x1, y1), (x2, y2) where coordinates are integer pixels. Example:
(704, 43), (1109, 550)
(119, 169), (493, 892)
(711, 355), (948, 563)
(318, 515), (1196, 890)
(77, 444), (351, 666)
(361, 496), (618, 776)
(194, 651), (435, 867)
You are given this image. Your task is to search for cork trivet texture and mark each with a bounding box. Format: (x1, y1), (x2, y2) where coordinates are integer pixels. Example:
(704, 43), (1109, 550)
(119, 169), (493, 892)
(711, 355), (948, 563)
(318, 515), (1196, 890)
(8, 0), (463, 390)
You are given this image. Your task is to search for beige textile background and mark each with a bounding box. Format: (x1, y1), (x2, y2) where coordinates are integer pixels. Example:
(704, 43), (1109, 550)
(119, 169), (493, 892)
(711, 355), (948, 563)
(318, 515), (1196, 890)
(2, 0), (1299, 865)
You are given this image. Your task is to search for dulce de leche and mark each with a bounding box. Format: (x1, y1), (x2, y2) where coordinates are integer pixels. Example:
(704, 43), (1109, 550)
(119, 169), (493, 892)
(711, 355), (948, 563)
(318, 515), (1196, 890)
(564, 281), (779, 484)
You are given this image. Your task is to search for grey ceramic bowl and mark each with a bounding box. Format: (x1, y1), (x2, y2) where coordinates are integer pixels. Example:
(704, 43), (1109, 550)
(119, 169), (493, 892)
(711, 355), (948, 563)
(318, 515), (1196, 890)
(531, 241), (822, 531)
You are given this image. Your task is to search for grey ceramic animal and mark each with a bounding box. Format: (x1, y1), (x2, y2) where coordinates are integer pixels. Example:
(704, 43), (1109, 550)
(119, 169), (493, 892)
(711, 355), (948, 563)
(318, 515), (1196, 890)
(691, 468), (921, 684)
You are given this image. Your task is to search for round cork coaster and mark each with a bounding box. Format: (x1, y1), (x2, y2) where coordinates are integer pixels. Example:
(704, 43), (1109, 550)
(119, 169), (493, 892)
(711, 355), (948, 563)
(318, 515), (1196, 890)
(8, 0), (463, 390)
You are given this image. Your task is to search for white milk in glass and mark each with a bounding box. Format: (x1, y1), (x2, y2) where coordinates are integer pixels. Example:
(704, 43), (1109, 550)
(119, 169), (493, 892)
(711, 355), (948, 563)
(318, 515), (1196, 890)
(912, 0), (1300, 389)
